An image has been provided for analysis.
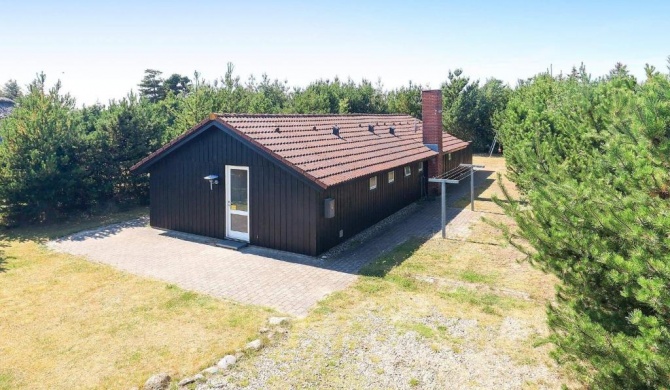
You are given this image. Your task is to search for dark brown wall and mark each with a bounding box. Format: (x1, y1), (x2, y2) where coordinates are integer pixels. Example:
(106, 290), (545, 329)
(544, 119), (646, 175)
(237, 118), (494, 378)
(148, 124), (319, 255)
(316, 161), (426, 254)
(443, 144), (473, 172)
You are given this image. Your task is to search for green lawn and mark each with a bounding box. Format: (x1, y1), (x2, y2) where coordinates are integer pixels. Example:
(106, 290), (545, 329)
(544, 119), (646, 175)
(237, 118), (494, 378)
(0, 208), (272, 389)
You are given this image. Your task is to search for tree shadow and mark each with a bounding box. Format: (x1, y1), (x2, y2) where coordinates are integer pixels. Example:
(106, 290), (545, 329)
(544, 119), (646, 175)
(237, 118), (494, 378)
(0, 241), (8, 273)
(49, 218), (148, 243)
(0, 208), (148, 244)
(0, 206), (148, 243)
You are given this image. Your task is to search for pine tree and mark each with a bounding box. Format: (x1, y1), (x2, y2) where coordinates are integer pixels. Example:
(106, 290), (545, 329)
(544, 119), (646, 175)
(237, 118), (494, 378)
(495, 68), (670, 389)
(0, 73), (88, 222)
(0, 79), (22, 101)
(138, 69), (165, 103)
(163, 73), (191, 96)
(87, 92), (164, 203)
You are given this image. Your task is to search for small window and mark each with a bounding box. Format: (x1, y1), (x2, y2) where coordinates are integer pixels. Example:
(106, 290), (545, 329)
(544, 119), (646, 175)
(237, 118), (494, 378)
(404, 166), (411, 177)
(448, 153), (452, 161)
(369, 176), (378, 190)
(418, 162), (423, 172)
(388, 171), (395, 183)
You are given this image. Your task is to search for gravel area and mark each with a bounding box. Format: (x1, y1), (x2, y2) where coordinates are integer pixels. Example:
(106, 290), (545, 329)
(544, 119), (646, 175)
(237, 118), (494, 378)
(197, 310), (559, 390)
(414, 275), (533, 301)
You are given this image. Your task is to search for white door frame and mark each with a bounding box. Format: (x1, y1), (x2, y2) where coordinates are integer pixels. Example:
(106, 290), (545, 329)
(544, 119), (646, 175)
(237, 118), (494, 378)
(225, 165), (250, 242)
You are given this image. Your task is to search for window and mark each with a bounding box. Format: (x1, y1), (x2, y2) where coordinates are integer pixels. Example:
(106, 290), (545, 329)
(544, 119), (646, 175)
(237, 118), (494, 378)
(418, 162), (423, 172)
(388, 171), (395, 183)
(369, 176), (377, 190)
(448, 153), (452, 161)
(404, 166), (411, 177)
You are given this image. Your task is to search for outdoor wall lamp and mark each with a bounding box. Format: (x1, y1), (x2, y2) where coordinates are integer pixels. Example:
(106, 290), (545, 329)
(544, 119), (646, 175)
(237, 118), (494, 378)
(204, 175), (219, 190)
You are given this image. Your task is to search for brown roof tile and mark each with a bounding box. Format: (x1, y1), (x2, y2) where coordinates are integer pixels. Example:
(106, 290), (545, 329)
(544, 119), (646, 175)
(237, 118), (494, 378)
(443, 133), (470, 153)
(131, 113), (469, 188)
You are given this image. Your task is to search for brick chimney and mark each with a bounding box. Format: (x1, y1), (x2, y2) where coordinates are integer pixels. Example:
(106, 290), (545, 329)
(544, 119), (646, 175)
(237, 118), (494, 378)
(422, 90), (443, 194)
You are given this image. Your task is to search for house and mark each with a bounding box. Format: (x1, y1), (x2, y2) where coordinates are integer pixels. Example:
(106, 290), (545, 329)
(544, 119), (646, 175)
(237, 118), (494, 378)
(130, 90), (472, 256)
(0, 97), (15, 120)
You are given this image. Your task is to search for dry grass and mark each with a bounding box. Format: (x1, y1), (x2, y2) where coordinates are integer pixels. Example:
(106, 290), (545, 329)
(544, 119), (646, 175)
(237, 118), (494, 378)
(0, 209), (271, 389)
(213, 156), (576, 389)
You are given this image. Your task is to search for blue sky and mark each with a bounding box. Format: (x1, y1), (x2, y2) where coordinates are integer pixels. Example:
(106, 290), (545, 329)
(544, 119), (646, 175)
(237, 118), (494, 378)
(2, 0), (668, 105)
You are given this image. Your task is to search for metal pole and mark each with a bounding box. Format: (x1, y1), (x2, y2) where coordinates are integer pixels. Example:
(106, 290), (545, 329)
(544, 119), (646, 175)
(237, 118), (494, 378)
(441, 181), (446, 239)
(470, 167), (475, 211)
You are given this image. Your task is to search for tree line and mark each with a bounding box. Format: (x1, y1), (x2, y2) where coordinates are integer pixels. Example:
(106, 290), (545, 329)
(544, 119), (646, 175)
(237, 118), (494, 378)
(0, 64), (508, 224)
(495, 60), (670, 389)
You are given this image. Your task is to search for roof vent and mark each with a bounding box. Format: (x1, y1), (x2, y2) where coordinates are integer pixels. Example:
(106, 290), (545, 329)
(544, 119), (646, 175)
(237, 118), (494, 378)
(333, 125), (340, 136)
(389, 126), (395, 135)
(313, 126), (317, 131)
(368, 124), (374, 133)
(274, 127), (281, 133)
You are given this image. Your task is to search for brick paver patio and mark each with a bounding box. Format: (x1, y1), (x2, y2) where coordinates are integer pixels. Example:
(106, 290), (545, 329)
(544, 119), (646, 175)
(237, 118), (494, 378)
(48, 170), (492, 316)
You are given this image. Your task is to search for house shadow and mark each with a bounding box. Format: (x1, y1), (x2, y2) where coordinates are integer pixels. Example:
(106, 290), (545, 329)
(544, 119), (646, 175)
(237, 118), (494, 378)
(320, 169), (498, 277)
(151, 200), (469, 278)
(33, 169), (499, 281)
(233, 170), (498, 277)
(356, 235), (430, 278)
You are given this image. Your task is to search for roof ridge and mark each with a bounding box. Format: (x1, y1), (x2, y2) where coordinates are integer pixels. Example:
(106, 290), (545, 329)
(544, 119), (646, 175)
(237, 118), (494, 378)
(215, 113), (418, 118)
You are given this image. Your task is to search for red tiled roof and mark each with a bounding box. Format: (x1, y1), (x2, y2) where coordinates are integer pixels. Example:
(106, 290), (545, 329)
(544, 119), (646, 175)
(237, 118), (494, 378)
(131, 113), (469, 188)
(443, 133), (470, 153)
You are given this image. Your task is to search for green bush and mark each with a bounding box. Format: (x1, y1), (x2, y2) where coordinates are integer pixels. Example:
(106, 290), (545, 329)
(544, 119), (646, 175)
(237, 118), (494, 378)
(0, 75), (88, 223)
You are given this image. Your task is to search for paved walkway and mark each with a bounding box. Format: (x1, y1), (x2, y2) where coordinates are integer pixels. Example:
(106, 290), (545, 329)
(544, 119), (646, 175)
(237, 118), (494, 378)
(48, 171), (493, 316)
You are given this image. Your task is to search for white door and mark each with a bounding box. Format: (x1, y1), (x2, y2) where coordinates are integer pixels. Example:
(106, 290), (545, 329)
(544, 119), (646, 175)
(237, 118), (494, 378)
(225, 165), (250, 242)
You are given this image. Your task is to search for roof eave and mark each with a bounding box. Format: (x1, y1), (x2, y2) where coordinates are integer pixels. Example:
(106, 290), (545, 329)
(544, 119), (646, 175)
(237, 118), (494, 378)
(130, 116), (214, 173)
(321, 151), (438, 188)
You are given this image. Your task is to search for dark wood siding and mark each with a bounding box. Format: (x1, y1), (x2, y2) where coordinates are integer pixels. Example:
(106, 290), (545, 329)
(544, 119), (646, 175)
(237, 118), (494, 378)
(443, 144), (473, 172)
(315, 161), (426, 254)
(146, 124), (472, 256)
(148, 125), (319, 255)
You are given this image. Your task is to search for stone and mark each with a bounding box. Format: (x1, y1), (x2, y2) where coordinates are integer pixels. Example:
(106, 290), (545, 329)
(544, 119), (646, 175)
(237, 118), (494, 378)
(268, 317), (290, 326)
(177, 374), (204, 387)
(275, 327), (289, 334)
(259, 327), (270, 333)
(245, 339), (263, 351)
(177, 376), (197, 387)
(235, 352), (244, 360)
(216, 354), (237, 369)
(201, 366), (219, 375)
(143, 373), (171, 390)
